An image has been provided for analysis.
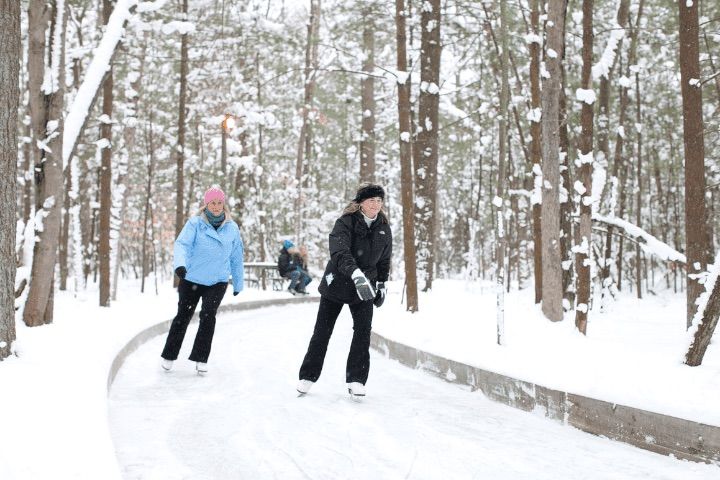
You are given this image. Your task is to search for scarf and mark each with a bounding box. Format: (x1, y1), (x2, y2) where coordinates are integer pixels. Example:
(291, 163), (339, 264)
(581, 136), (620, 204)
(204, 208), (226, 229)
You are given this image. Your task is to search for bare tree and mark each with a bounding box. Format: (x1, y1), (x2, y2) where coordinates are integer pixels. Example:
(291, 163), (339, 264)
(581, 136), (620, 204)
(295, 0), (321, 242)
(0, 0), (20, 359)
(540, 0), (566, 322)
(359, 2), (376, 183)
(685, 262), (720, 366)
(98, 0), (114, 307)
(23, 0), (66, 326)
(141, 114), (156, 294)
(175, 0), (189, 282)
(574, 0), (594, 335)
(678, 0), (709, 327)
(414, 0), (441, 291)
(394, 0), (419, 312)
(529, 0), (542, 304)
(496, 0), (510, 343)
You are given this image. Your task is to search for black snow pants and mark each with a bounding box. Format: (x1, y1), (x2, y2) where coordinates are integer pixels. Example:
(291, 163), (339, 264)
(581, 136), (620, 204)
(161, 279), (228, 363)
(299, 295), (374, 385)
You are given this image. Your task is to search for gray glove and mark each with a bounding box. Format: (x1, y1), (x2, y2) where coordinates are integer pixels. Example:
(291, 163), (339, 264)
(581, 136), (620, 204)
(352, 269), (376, 301)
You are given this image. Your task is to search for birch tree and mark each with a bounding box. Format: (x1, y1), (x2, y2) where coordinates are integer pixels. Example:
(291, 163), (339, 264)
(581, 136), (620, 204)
(0, 0), (20, 359)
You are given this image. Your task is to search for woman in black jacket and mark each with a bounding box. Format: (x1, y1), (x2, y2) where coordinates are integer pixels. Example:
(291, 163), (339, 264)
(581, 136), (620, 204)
(296, 183), (392, 397)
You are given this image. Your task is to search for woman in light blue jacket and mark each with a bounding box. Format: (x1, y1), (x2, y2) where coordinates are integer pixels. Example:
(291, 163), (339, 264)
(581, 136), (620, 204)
(160, 186), (244, 375)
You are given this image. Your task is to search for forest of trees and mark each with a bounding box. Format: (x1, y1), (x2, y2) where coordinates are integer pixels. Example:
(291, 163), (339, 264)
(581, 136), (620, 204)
(1, 0), (719, 364)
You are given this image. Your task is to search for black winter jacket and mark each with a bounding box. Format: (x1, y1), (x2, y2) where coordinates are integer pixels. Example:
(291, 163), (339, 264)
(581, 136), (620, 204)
(318, 210), (392, 304)
(277, 248), (297, 277)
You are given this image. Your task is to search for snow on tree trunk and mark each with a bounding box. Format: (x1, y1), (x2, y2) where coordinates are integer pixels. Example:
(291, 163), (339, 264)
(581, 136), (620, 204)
(62, 0), (139, 168)
(23, 0), (66, 327)
(540, 0), (565, 322)
(685, 258), (720, 366)
(395, 0), (419, 312)
(678, 0), (710, 328)
(574, 0), (594, 335)
(98, 0), (115, 308)
(415, 0), (441, 292)
(0, 0), (20, 359)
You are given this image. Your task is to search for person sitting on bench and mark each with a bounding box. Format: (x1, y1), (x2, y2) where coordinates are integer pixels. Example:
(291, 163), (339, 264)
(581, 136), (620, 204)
(277, 240), (311, 295)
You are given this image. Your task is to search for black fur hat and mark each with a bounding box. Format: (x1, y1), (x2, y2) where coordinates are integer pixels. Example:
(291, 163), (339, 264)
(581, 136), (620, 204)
(353, 184), (385, 203)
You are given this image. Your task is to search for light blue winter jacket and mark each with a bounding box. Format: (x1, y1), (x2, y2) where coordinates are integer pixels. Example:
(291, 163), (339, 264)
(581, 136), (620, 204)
(173, 213), (244, 293)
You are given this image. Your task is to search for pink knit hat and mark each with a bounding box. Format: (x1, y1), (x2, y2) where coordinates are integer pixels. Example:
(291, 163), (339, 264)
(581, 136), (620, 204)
(204, 186), (225, 205)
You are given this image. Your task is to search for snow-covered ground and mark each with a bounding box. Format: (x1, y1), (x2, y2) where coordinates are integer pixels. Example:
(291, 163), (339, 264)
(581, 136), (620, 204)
(1, 278), (718, 479)
(374, 280), (720, 427)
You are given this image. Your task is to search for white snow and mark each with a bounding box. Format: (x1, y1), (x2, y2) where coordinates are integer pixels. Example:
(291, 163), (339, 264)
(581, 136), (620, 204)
(1, 278), (718, 479)
(575, 88), (596, 105)
(592, 27), (626, 80)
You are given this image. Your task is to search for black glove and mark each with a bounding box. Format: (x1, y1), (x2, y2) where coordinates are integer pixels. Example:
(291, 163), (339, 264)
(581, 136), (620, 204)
(374, 282), (386, 307)
(352, 269), (376, 301)
(233, 291), (239, 296)
(175, 266), (187, 279)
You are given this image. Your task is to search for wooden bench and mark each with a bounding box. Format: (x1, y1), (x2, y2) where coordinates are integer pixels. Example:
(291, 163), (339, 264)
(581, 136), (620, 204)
(244, 262), (287, 291)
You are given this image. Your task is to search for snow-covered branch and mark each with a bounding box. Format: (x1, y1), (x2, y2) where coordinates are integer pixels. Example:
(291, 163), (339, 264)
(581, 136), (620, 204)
(62, 0), (139, 168)
(593, 214), (686, 264)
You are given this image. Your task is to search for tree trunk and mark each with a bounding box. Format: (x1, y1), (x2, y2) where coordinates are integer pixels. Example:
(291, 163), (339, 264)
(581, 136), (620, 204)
(141, 114), (155, 294)
(685, 261), (720, 366)
(574, 0), (594, 335)
(295, 0), (321, 242)
(395, 0), (419, 312)
(359, 3), (376, 183)
(415, 0), (441, 292)
(496, 0), (510, 344)
(0, 0), (20, 359)
(540, 0), (566, 322)
(98, 0), (114, 307)
(678, 0), (709, 328)
(23, 0), (66, 326)
(529, 0), (542, 304)
(602, 0), (642, 302)
(175, 0), (189, 265)
(634, 64), (643, 299)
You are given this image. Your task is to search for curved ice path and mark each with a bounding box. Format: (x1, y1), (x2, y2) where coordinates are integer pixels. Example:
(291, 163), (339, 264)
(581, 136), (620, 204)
(108, 303), (719, 480)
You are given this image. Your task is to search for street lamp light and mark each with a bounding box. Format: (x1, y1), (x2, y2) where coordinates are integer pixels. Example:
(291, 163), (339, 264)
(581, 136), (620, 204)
(220, 114), (235, 191)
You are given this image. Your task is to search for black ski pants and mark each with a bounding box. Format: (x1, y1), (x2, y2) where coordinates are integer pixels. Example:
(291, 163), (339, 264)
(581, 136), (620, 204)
(161, 279), (228, 363)
(299, 295), (374, 385)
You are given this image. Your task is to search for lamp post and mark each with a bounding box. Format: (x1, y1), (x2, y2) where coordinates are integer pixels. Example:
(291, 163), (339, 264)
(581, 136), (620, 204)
(220, 114), (235, 191)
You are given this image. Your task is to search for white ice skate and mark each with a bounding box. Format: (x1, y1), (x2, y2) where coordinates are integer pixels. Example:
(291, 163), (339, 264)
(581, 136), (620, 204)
(347, 382), (366, 398)
(161, 359), (174, 372)
(196, 362), (208, 375)
(296, 379), (314, 396)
